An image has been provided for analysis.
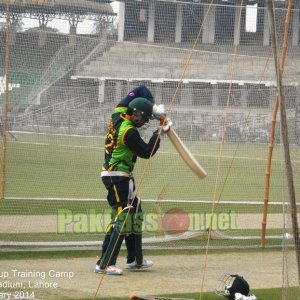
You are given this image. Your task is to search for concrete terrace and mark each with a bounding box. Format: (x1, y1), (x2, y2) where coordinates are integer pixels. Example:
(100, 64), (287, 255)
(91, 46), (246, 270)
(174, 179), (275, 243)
(77, 41), (300, 82)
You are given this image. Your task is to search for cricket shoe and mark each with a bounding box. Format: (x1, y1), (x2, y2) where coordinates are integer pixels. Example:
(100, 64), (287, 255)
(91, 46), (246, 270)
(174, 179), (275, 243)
(126, 259), (153, 270)
(94, 264), (123, 275)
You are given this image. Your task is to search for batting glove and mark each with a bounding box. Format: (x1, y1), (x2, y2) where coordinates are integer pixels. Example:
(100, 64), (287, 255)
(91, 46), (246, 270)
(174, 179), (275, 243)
(161, 118), (173, 133)
(152, 104), (166, 120)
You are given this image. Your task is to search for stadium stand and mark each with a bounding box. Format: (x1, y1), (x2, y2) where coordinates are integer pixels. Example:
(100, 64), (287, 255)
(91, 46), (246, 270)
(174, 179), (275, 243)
(2, 1), (299, 144)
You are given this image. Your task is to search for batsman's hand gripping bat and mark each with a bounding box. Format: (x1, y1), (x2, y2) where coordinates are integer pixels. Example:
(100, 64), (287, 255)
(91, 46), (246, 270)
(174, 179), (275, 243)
(161, 119), (207, 179)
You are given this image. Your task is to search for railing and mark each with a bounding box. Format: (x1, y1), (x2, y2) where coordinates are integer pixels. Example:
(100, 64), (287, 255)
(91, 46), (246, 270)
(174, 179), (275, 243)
(15, 97), (88, 124)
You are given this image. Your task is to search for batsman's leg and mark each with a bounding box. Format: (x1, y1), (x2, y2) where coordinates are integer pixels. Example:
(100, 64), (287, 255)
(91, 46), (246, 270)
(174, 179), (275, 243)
(100, 206), (133, 270)
(125, 233), (136, 264)
(97, 208), (118, 266)
(133, 211), (143, 266)
(126, 209), (153, 269)
(124, 211), (144, 265)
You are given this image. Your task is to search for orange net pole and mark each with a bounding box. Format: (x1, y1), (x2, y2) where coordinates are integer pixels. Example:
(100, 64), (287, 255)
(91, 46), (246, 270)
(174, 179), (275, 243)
(260, 0), (292, 248)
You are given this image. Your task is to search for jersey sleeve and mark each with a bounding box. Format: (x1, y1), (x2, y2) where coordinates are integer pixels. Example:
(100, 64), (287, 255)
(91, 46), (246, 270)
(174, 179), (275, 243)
(123, 128), (160, 159)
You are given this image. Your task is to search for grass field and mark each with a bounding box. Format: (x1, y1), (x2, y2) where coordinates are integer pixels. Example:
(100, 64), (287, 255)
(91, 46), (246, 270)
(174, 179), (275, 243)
(2, 131), (299, 201)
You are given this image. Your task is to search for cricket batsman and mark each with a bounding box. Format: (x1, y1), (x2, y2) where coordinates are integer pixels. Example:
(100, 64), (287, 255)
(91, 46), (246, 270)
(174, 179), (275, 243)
(94, 86), (168, 275)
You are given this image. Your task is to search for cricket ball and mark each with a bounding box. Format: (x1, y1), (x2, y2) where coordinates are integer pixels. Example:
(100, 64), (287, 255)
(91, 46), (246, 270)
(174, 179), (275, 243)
(162, 208), (190, 235)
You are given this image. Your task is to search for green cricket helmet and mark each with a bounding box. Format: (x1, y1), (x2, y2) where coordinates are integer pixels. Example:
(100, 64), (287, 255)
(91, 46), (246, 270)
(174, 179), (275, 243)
(128, 97), (154, 121)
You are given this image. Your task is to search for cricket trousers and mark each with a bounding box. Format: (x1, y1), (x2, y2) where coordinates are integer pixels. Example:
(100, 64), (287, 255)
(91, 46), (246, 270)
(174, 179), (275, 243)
(100, 175), (144, 268)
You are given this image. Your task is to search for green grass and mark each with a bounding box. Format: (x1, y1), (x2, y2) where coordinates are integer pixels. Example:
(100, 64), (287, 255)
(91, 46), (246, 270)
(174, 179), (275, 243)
(0, 248), (284, 260)
(0, 250), (100, 260)
(85, 287), (299, 300)
(0, 228), (284, 245)
(1, 288), (298, 300)
(2, 131), (299, 201)
(0, 198), (284, 215)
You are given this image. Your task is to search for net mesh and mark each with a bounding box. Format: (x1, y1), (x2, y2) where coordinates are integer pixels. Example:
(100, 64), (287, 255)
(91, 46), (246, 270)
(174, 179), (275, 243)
(0, 0), (299, 298)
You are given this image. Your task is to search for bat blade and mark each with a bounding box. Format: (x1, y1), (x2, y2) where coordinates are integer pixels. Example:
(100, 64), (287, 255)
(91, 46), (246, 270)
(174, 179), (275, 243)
(167, 127), (207, 179)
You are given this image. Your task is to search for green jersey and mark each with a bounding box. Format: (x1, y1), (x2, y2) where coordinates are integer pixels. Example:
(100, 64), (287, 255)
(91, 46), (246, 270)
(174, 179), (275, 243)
(102, 108), (137, 173)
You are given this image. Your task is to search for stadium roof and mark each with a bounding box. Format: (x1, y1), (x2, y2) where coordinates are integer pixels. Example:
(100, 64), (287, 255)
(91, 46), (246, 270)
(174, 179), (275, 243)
(0, 0), (115, 16)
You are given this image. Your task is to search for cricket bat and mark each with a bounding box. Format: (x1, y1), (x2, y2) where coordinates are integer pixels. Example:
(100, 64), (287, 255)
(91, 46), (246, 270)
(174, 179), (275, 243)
(130, 294), (194, 300)
(166, 126), (207, 179)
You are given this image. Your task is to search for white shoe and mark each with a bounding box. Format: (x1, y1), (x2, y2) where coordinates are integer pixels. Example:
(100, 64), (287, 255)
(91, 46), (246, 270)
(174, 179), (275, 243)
(126, 259), (153, 269)
(94, 264), (123, 275)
